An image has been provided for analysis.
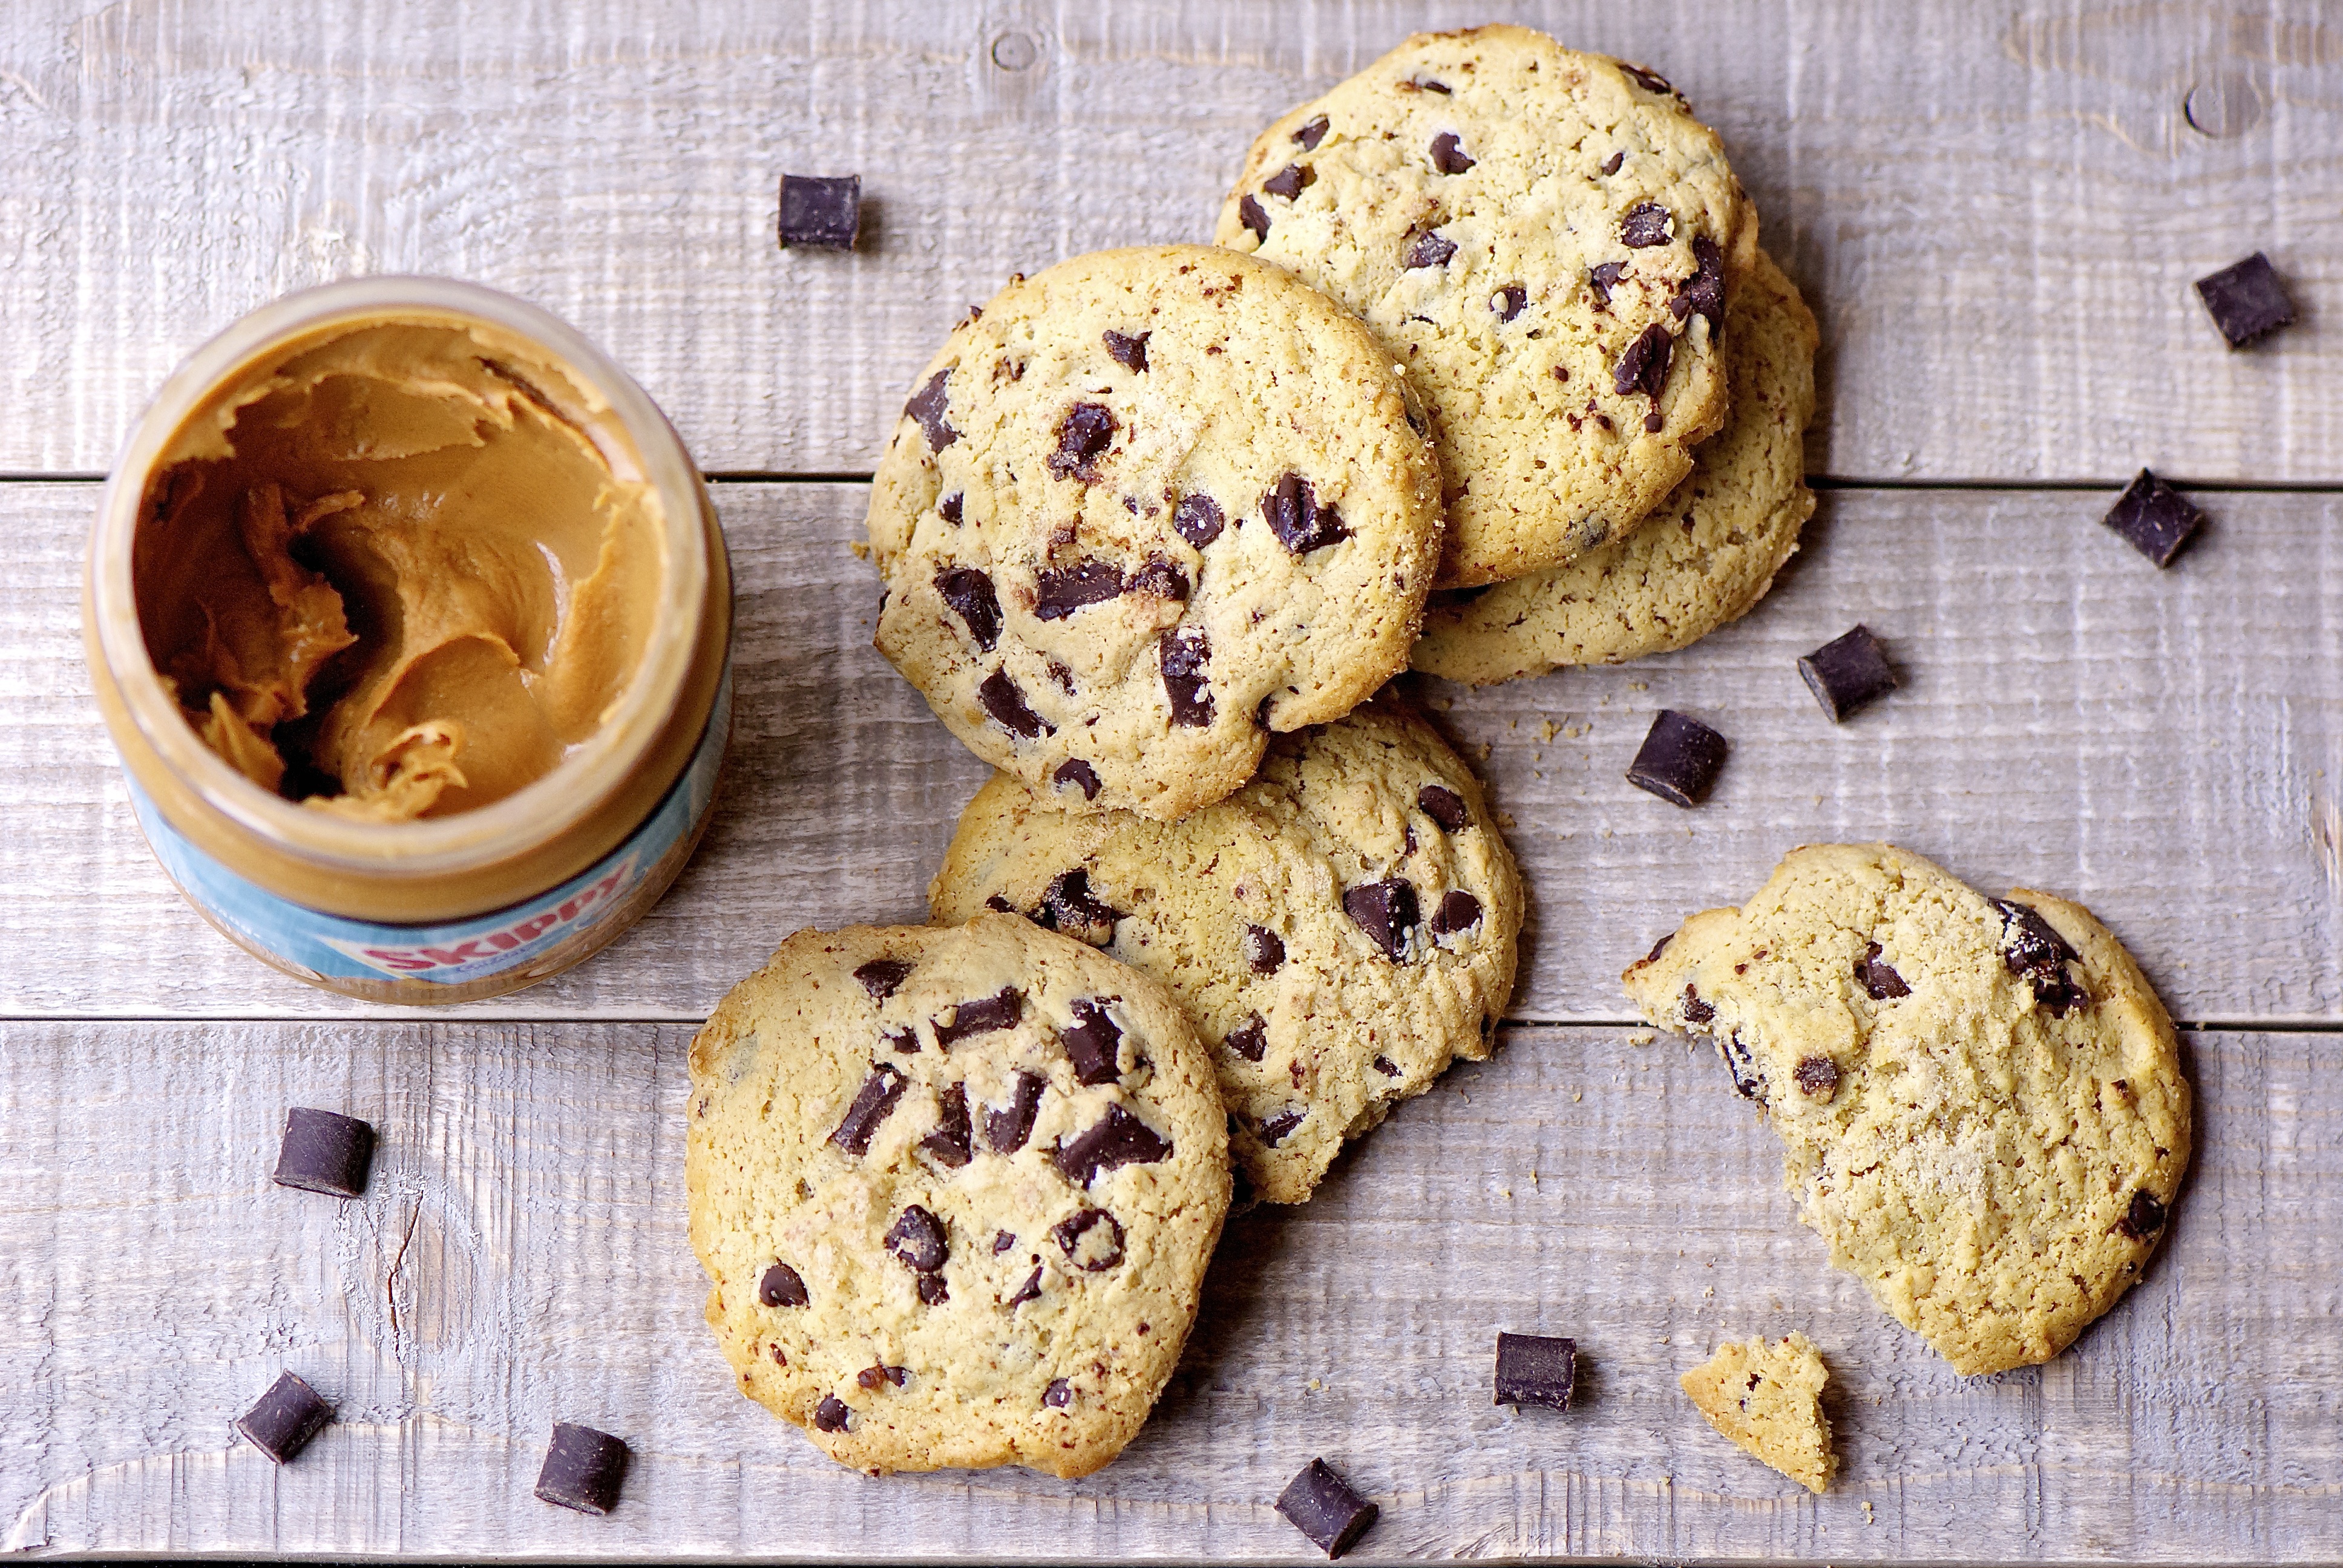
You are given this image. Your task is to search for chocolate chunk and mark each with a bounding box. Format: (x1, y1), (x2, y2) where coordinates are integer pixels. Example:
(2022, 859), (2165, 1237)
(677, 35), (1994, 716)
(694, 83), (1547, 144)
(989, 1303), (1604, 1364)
(1257, 1106), (1306, 1146)
(235, 1371), (333, 1465)
(1417, 784), (1470, 831)
(1044, 1377), (1073, 1407)
(1599, 149), (1625, 177)
(1588, 260), (1627, 307)
(978, 668), (1054, 738)
(1034, 560), (1125, 620)
(992, 1231), (1015, 1253)
(1990, 899), (2088, 1015)
(935, 567), (1002, 651)
(1052, 1206), (1126, 1270)
(777, 173), (861, 250)
(2102, 469), (2207, 568)
(1262, 473), (1351, 554)
(2115, 1187), (2169, 1240)
(1240, 192), (1271, 242)
(1276, 1459), (1379, 1560)
(1037, 868), (1122, 946)
(885, 1204), (948, 1273)
(1054, 1103), (1173, 1186)
(1620, 202), (1673, 247)
(1854, 942), (1910, 1000)
(1294, 115), (1330, 149)
(1429, 889), (1483, 937)
(983, 1070), (1046, 1154)
(922, 1082), (974, 1168)
(1048, 401), (1118, 483)
(1063, 998), (1125, 1085)
(1429, 131), (1475, 174)
(854, 958), (914, 1002)
(1128, 555), (1189, 601)
(1671, 235), (1726, 333)
(1244, 924), (1286, 975)
(1006, 1266), (1044, 1307)
(1794, 1055), (1841, 1098)
(1372, 1055), (1400, 1077)
(1173, 493), (1225, 548)
(759, 1262), (810, 1308)
(1493, 1331), (1576, 1411)
(1626, 710), (1726, 807)
(934, 987), (1021, 1049)
(272, 1107), (375, 1199)
(534, 1422), (631, 1515)
(883, 1026), (919, 1054)
(2195, 252), (2295, 347)
(940, 491), (963, 526)
(1103, 329), (1150, 370)
(1614, 321), (1674, 403)
(1263, 163), (1314, 200)
(1619, 61), (1675, 95)
(1492, 283), (1527, 322)
(1404, 229), (1458, 269)
(1053, 758), (1101, 801)
(814, 1396), (851, 1432)
(905, 369), (957, 451)
(1681, 984), (1715, 1025)
(831, 1062), (909, 1155)
(1720, 1028), (1768, 1102)
(1226, 1013), (1269, 1062)
(1161, 627), (1215, 727)
(917, 1272), (950, 1305)
(986, 895), (1015, 912)
(1343, 877), (1420, 962)
(1798, 624), (1899, 722)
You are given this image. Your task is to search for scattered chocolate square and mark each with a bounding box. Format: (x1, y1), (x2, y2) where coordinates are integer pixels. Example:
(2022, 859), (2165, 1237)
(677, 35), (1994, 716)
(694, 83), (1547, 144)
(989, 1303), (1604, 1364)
(1627, 711), (1727, 808)
(1797, 624), (1899, 722)
(1493, 1331), (1577, 1411)
(1276, 1457), (1379, 1559)
(234, 1370), (333, 1464)
(2194, 252), (2294, 348)
(778, 174), (862, 251)
(534, 1422), (632, 1515)
(2102, 469), (2207, 568)
(272, 1106), (375, 1198)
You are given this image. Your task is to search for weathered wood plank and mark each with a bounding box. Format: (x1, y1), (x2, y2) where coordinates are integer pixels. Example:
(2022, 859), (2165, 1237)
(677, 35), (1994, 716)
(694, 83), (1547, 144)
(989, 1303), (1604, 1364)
(6, 481), (2336, 1024)
(2, 1019), (2334, 1559)
(2, 1), (2340, 481)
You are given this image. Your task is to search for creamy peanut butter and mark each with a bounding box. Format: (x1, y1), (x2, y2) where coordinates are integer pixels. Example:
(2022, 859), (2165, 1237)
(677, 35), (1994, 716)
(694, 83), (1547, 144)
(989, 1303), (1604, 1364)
(134, 318), (663, 822)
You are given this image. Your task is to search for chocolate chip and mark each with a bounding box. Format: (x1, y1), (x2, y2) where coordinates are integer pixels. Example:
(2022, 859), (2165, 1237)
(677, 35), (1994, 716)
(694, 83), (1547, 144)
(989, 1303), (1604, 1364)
(1620, 203), (1673, 247)
(857, 1364), (907, 1390)
(885, 1204), (948, 1273)
(1294, 114), (1330, 149)
(1799, 624), (1900, 722)
(777, 173), (861, 250)
(1173, 493), (1225, 548)
(1037, 868), (1121, 946)
(759, 1262), (810, 1308)
(2115, 1187), (2169, 1240)
(1670, 235), (1726, 333)
(1406, 76), (1451, 94)
(1493, 1332), (1576, 1411)
(1161, 627), (1214, 727)
(234, 1371), (333, 1465)
(813, 1396), (851, 1432)
(1343, 878), (1420, 962)
(1492, 283), (1527, 321)
(1854, 942), (1910, 1000)
(1053, 758), (1101, 800)
(1244, 924), (1286, 975)
(1720, 1028), (1768, 1102)
(1006, 1266), (1044, 1307)
(917, 1272), (950, 1305)
(1062, 998), (1125, 1085)
(1794, 1055), (1840, 1097)
(1054, 1103), (1173, 1186)
(992, 1230), (1015, 1253)
(1990, 900), (2088, 1015)
(1599, 150), (1624, 177)
(1429, 889), (1483, 937)
(831, 1062), (909, 1155)
(983, 1070), (1046, 1153)
(1619, 61), (1675, 95)
(922, 1082), (974, 1168)
(1626, 710), (1726, 807)
(1034, 560), (1125, 620)
(1276, 1459), (1379, 1560)
(1429, 132), (1475, 174)
(854, 958), (914, 1002)
(1044, 1378), (1073, 1407)
(1128, 556), (1190, 601)
(978, 668), (1053, 738)
(935, 567), (1001, 651)
(1645, 932), (1674, 963)
(1257, 1106), (1306, 1146)
(2102, 469), (2207, 568)
(1417, 784), (1470, 831)
(1048, 401), (1118, 483)
(934, 987), (1020, 1049)
(1103, 329), (1150, 370)
(1262, 472), (1351, 554)
(1263, 163), (1314, 199)
(940, 491), (963, 526)
(1404, 229), (1458, 269)
(272, 1107), (375, 1199)
(1240, 192), (1271, 242)
(1614, 321), (1674, 403)
(985, 895), (1014, 913)
(1588, 261), (1627, 307)
(2195, 252), (2295, 347)
(1052, 1206), (1126, 1270)
(905, 368), (957, 451)
(533, 1422), (631, 1514)
(1226, 1013), (1268, 1062)
(1681, 984), (1715, 1025)
(1372, 1055), (1401, 1077)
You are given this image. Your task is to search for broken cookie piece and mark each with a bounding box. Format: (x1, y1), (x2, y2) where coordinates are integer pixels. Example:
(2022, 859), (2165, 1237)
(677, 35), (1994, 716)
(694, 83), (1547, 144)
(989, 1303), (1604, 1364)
(1680, 1333), (1837, 1493)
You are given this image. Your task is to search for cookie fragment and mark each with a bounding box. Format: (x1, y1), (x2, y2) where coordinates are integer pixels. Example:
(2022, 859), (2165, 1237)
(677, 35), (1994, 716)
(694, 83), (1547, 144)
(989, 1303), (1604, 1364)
(534, 1422), (631, 1515)
(1493, 1331), (1576, 1411)
(2194, 252), (2294, 348)
(1627, 711), (1726, 807)
(1680, 1334), (1837, 1493)
(778, 174), (862, 251)
(2101, 469), (2206, 568)
(235, 1371), (333, 1465)
(1797, 625), (1899, 723)
(271, 1106), (375, 1198)
(1276, 1458), (1380, 1559)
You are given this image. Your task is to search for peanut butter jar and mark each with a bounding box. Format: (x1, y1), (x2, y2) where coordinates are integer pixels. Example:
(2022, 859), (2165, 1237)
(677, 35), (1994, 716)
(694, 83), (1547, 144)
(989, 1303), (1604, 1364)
(85, 278), (733, 1003)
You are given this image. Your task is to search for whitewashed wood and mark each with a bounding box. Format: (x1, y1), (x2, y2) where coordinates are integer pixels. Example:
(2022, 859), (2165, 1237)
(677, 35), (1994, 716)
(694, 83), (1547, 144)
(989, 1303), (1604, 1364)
(5, 480), (2338, 1024)
(2, 1), (2341, 481)
(1, 1018), (2334, 1559)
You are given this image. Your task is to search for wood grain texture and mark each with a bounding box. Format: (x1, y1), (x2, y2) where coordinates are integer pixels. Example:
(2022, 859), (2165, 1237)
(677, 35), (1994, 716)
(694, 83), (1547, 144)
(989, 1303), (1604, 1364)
(8, 480), (2338, 1024)
(2, 1018), (2335, 1560)
(2, 0), (2341, 482)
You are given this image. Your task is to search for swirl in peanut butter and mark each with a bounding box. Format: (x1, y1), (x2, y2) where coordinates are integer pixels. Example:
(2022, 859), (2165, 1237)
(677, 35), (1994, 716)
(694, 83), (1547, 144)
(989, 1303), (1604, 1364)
(134, 319), (663, 822)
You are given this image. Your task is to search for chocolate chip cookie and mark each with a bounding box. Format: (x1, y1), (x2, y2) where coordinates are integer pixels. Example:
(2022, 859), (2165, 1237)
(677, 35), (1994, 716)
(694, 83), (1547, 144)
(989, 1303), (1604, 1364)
(868, 245), (1443, 822)
(1412, 249), (1816, 684)
(928, 701), (1521, 1205)
(687, 913), (1231, 1477)
(1680, 1334), (1837, 1493)
(1214, 25), (1757, 587)
(1623, 843), (2191, 1376)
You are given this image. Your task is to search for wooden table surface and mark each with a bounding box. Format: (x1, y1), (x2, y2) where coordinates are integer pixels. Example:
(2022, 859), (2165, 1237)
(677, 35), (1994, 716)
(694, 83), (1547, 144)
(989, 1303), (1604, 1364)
(4, 1), (2339, 1560)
